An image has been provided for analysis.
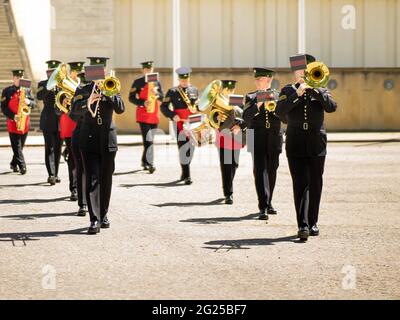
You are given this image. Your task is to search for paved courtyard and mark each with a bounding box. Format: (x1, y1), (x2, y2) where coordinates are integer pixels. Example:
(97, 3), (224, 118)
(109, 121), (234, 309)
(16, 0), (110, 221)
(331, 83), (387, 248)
(0, 140), (399, 299)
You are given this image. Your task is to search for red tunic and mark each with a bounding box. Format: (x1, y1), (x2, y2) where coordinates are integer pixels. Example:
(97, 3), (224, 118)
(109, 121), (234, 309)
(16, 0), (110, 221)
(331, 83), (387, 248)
(215, 129), (244, 150)
(59, 113), (77, 139)
(7, 91), (30, 135)
(136, 83), (160, 124)
(174, 108), (193, 133)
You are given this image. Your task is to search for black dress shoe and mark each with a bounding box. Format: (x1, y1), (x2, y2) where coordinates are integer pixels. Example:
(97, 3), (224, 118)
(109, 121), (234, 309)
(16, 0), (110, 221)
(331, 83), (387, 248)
(297, 227), (309, 241)
(77, 205), (87, 217)
(19, 167), (27, 175)
(55, 176), (61, 183)
(10, 164), (19, 173)
(148, 165), (156, 174)
(184, 177), (193, 185)
(47, 176), (56, 185)
(267, 205), (277, 215)
(310, 225), (320, 236)
(101, 216), (110, 229)
(258, 209), (269, 220)
(70, 190), (78, 201)
(224, 195), (233, 205)
(88, 221), (100, 234)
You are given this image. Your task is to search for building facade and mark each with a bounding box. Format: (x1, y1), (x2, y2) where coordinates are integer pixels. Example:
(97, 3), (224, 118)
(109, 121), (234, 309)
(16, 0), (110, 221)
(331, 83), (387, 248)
(6, 0), (400, 131)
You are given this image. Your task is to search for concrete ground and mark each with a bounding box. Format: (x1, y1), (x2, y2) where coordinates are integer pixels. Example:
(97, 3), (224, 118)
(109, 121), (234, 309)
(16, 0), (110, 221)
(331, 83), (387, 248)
(0, 139), (399, 299)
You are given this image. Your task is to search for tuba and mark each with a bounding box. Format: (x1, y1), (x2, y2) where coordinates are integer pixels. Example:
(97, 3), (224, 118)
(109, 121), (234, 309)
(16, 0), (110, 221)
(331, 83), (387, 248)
(304, 61), (330, 88)
(16, 87), (30, 132)
(47, 63), (80, 113)
(198, 80), (233, 129)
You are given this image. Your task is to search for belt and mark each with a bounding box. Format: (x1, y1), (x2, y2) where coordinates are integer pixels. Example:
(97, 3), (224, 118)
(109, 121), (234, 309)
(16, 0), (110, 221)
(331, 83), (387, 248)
(287, 122), (323, 131)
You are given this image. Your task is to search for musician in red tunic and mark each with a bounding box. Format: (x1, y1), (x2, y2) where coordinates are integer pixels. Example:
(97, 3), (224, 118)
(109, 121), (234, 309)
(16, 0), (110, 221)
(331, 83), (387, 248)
(59, 62), (84, 201)
(214, 80), (246, 204)
(160, 68), (199, 184)
(129, 61), (164, 173)
(1, 70), (36, 174)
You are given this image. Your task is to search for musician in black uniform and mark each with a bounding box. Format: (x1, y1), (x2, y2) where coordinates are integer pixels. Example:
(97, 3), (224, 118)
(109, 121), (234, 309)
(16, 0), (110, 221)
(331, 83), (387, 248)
(1, 69), (36, 175)
(69, 57), (125, 234)
(37, 60), (62, 185)
(71, 66), (88, 216)
(243, 68), (282, 220)
(214, 80), (246, 204)
(129, 61), (163, 173)
(275, 54), (337, 241)
(160, 67), (199, 184)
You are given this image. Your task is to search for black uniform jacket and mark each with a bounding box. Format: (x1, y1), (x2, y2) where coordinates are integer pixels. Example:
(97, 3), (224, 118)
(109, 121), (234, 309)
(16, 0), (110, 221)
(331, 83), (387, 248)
(243, 90), (283, 154)
(37, 80), (60, 132)
(275, 84), (337, 157)
(69, 82), (125, 153)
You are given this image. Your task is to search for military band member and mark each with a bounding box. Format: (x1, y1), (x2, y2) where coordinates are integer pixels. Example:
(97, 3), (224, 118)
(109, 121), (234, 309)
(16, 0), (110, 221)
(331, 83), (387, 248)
(70, 57), (125, 234)
(59, 62), (85, 201)
(215, 80), (246, 204)
(1, 69), (36, 175)
(71, 68), (88, 216)
(160, 67), (199, 185)
(37, 60), (62, 185)
(129, 61), (164, 173)
(243, 68), (282, 220)
(275, 54), (337, 241)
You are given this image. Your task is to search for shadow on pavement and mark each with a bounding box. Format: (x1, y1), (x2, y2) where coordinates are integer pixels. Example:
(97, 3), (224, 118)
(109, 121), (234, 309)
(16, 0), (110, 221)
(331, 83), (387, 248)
(0, 196), (70, 205)
(155, 198), (226, 208)
(0, 182), (49, 188)
(120, 180), (183, 188)
(203, 235), (300, 250)
(0, 211), (78, 220)
(113, 169), (143, 176)
(0, 228), (88, 244)
(180, 212), (259, 224)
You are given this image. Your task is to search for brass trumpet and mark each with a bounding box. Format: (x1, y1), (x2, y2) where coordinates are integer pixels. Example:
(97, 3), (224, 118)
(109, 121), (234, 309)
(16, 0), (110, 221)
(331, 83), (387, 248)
(100, 71), (121, 97)
(304, 61), (330, 88)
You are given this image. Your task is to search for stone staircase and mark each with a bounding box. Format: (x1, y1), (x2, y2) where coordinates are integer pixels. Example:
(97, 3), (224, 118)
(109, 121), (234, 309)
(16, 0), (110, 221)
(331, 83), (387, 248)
(0, 0), (40, 132)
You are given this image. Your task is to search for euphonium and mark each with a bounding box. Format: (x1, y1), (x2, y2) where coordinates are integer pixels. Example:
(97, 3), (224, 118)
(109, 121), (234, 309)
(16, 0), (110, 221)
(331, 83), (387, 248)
(198, 80), (233, 129)
(304, 61), (330, 88)
(47, 63), (79, 113)
(16, 88), (30, 132)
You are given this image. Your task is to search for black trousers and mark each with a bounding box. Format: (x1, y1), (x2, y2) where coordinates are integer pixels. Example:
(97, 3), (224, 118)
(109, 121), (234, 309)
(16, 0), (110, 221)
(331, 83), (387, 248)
(43, 131), (62, 177)
(9, 132), (28, 168)
(218, 147), (240, 197)
(251, 151), (280, 210)
(287, 156), (326, 229)
(64, 138), (77, 193)
(139, 122), (157, 166)
(82, 150), (116, 223)
(71, 132), (86, 207)
(177, 129), (195, 179)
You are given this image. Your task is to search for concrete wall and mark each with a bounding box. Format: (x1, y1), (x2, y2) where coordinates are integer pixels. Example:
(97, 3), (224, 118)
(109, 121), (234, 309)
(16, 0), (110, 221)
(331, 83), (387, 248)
(114, 68), (400, 133)
(113, 0), (400, 68)
(10, 0), (51, 80)
(50, 0), (115, 69)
